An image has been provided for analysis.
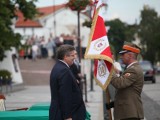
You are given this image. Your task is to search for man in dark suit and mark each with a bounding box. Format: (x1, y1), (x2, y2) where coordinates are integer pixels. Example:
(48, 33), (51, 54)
(110, 42), (144, 120)
(49, 45), (86, 120)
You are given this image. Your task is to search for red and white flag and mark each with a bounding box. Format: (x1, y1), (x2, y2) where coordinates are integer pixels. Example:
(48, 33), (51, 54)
(85, 0), (113, 90)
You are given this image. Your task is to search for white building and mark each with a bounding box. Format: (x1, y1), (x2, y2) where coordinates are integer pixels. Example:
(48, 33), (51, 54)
(14, 4), (91, 48)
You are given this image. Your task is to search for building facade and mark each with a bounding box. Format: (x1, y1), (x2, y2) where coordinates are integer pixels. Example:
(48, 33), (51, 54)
(14, 4), (91, 48)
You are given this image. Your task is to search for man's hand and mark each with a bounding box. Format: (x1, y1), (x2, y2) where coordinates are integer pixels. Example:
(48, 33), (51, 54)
(65, 118), (72, 120)
(78, 73), (84, 79)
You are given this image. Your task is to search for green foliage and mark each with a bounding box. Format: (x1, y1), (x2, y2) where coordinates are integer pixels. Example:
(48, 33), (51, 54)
(0, 0), (37, 61)
(16, 0), (37, 20)
(82, 20), (92, 28)
(106, 19), (137, 60)
(138, 5), (160, 64)
(0, 69), (12, 80)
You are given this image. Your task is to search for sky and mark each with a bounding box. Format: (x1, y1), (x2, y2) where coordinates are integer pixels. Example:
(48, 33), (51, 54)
(35, 0), (160, 24)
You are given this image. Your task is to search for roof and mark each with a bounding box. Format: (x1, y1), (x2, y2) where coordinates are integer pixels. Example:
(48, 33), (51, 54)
(15, 4), (66, 28)
(37, 4), (66, 18)
(15, 12), (42, 28)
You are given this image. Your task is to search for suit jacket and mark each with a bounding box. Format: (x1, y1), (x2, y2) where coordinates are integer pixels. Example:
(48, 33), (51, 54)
(70, 63), (81, 81)
(111, 62), (144, 120)
(49, 60), (86, 120)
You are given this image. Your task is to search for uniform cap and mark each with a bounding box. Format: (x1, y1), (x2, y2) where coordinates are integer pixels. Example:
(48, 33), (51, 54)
(119, 42), (141, 54)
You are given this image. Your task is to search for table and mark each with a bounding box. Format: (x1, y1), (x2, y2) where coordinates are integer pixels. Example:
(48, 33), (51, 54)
(0, 110), (49, 120)
(29, 102), (50, 111)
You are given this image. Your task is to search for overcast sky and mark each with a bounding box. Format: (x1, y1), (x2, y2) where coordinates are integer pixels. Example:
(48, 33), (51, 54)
(35, 0), (160, 24)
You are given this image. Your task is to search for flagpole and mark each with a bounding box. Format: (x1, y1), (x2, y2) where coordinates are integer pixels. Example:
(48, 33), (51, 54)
(106, 88), (112, 120)
(77, 10), (81, 63)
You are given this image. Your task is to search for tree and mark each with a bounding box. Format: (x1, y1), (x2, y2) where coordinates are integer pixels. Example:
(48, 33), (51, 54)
(0, 0), (37, 61)
(138, 5), (160, 64)
(106, 19), (137, 60)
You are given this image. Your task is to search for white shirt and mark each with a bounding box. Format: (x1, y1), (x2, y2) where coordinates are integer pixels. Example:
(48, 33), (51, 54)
(59, 60), (69, 68)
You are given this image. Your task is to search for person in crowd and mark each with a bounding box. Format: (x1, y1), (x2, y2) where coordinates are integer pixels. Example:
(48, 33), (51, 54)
(108, 42), (144, 120)
(31, 43), (38, 61)
(46, 38), (56, 59)
(49, 44), (86, 120)
(40, 36), (48, 58)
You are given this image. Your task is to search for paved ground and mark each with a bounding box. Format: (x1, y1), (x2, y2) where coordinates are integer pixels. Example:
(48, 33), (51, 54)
(18, 58), (54, 85)
(141, 77), (160, 120)
(4, 58), (104, 120)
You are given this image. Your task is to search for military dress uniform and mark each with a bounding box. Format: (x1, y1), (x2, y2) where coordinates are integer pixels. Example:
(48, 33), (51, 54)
(111, 62), (144, 120)
(110, 42), (144, 120)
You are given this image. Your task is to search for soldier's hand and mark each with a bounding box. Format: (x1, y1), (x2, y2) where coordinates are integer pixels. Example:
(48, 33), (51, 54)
(105, 101), (114, 110)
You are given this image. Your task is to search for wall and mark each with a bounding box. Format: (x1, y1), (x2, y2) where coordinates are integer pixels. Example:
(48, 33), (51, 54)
(0, 48), (23, 84)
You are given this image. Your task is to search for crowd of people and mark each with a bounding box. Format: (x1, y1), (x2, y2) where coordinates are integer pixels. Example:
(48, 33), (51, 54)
(19, 35), (57, 60)
(18, 34), (76, 61)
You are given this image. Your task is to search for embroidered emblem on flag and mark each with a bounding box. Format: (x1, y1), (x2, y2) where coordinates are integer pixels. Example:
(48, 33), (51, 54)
(94, 59), (113, 89)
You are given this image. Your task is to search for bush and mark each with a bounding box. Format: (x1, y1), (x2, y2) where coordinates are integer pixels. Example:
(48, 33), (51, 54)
(0, 70), (12, 84)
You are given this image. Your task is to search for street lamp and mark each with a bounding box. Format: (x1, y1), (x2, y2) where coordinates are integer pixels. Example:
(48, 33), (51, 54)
(77, 10), (81, 63)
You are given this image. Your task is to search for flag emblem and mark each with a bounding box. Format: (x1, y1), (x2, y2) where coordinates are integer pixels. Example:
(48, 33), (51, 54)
(94, 38), (107, 51)
(98, 60), (107, 77)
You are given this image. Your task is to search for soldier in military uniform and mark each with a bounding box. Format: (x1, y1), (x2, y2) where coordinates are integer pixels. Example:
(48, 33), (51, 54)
(110, 42), (144, 120)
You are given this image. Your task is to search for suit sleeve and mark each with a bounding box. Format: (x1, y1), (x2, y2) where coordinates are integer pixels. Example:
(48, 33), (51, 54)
(111, 68), (137, 89)
(58, 68), (73, 119)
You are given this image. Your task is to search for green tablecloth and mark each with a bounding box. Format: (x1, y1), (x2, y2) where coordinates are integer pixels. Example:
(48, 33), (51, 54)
(29, 102), (50, 111)
(0, 110), (48, 120)
(0, 102), (91, 120)
(28, 102), (91, 120)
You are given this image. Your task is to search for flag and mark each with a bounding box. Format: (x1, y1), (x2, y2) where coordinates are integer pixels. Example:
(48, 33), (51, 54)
(85, 0), (113, 90)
